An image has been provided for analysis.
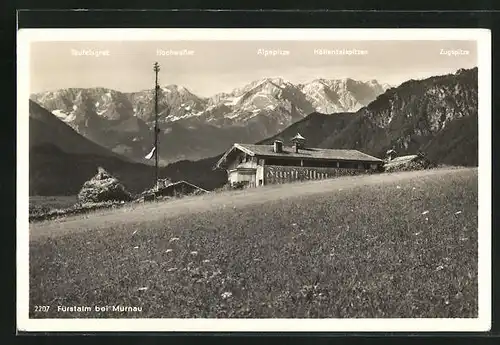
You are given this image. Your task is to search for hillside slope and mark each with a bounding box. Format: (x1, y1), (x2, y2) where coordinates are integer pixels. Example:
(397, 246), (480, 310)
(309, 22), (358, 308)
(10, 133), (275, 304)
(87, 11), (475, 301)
(29, 143), (226, 196)
(29, 101), (226, 195)
(30, 143), (152, 196)
(422, 113), (478, 166)
(29, 100), (122, 159)
(31, 78), (388, 163)
(257, 112), (356, 146)
(28, 67), (478, 195)
(138, 67), (479, 194)
(30, 168), (478, 319)
(260, 68), (478, 166)
(320, 68), (478, 162)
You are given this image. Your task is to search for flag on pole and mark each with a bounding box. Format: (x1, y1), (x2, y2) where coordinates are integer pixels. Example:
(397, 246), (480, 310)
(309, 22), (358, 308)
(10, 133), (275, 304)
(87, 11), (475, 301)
(145, 146), (156, 160)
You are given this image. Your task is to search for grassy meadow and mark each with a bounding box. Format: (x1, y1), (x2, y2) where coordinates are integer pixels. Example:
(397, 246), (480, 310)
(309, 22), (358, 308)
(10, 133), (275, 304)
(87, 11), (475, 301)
(29, 195), (78, 213)
(29, 168), (478, 318)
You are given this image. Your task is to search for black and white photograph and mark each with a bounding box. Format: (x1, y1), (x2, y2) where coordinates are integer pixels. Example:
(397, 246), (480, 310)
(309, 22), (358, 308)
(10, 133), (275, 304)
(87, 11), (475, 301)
(17, 28), (491, 332)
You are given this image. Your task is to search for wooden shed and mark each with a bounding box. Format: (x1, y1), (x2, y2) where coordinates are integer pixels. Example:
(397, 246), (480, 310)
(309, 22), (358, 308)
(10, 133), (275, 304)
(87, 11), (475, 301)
(155, 180), (208, 198)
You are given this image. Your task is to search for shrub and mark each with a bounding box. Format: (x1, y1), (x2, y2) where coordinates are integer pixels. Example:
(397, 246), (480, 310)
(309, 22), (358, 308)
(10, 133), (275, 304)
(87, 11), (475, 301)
(29, 200), (126, 222)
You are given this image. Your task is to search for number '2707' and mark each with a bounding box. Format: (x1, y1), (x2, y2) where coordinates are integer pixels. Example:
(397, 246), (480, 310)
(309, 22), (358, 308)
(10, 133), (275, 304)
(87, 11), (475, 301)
(34, 306), (50, 312)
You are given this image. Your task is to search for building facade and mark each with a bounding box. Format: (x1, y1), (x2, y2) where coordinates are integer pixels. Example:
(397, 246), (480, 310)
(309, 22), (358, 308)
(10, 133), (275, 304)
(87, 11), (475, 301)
(215, 134), (384, 188)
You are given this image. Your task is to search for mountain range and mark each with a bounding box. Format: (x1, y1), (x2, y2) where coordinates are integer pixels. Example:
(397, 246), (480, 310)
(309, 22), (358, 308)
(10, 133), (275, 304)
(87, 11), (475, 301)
(29, 67), (478, 196)
(30, 77), (390, 164)
(29, 100), (227, 195)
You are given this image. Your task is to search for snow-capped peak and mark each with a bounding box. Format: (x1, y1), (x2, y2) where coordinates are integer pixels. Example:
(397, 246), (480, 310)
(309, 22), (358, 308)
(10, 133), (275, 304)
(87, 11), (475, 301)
(31, 76), (389, 134)
(262, 77), (289, 86)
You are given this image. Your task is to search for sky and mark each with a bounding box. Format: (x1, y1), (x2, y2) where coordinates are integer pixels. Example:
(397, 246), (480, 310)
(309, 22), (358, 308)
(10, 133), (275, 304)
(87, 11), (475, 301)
(30, 40), (478, 97)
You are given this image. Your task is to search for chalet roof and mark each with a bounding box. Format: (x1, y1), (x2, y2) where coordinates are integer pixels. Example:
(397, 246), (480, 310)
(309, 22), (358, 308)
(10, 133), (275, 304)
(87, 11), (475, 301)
(216, 143), (383, 168)
(165, 180), (208, 192)
(388, 154), (418, 162)
(154, 180), (209, 197)
(383, 154), (433, 171)
(384, 155), (419, 167)
(291, 133), (306, 141)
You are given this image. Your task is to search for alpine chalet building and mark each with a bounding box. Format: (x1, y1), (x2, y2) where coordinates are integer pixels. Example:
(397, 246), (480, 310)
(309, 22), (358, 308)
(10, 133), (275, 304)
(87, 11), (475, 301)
(215, 133), (384, 188)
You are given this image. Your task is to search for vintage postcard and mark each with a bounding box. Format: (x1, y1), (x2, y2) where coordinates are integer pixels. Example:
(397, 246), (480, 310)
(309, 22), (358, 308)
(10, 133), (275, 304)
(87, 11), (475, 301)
(17, 28), (491, 332)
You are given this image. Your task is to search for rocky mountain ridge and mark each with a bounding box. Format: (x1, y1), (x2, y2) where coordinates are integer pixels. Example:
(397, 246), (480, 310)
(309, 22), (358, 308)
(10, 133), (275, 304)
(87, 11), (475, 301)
(29, 67), (478, 196)
(30, 77), (391, 163)
(264, 67), (478, 166)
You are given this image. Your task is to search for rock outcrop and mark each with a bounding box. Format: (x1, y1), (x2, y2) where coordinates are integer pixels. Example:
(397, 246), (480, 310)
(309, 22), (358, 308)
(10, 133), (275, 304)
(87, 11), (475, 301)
(77, 167), (132, 203)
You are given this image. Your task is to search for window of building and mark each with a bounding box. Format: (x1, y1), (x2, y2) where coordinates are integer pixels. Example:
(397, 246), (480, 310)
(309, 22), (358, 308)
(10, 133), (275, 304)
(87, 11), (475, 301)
(340, 161), (355, 169)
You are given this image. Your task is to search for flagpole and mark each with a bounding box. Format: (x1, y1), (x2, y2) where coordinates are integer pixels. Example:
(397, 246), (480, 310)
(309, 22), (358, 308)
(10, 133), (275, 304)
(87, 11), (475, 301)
(153, 62), (160, 191)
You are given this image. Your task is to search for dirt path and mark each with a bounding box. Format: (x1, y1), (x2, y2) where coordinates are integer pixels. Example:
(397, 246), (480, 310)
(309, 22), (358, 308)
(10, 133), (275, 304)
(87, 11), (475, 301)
(29, 167), (476, 241)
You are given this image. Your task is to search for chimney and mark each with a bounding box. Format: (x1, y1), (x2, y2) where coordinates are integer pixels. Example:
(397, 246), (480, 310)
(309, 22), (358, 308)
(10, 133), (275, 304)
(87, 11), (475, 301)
(273, 140), (283, 153)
